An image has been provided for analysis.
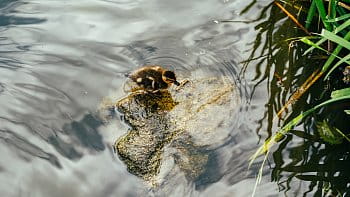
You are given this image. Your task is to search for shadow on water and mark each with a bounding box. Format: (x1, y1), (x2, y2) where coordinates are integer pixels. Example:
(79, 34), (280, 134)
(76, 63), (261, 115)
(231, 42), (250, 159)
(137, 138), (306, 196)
(1, 0), (113, 168)
(51, 114), (105, 160)
(273, 131), (350, 196)
(241, 1), (350, 196)
(0, 112), (105, 167)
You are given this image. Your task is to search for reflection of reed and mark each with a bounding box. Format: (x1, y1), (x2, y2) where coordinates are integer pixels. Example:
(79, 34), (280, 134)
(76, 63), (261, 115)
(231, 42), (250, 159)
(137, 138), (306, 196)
(241, 1), (318, 139)
(272, 132), (350, 195)
(240, 1), (350, 196)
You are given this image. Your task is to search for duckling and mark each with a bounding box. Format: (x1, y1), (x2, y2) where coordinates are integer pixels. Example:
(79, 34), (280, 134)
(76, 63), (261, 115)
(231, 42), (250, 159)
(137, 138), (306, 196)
(127, 65), (180, 92)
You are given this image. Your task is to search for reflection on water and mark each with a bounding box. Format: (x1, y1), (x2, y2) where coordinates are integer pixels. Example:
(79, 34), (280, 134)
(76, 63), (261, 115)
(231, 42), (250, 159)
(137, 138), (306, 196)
(272, 132), (350, 196)
(1, 0), (337, 196)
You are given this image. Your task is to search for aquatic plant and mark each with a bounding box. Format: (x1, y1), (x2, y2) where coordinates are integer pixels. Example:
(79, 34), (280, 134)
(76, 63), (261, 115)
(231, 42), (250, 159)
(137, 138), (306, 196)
(243, 0), (350, 196)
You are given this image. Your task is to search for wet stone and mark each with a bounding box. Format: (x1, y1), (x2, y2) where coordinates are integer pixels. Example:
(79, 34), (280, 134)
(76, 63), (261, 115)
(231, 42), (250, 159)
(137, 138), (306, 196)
(114, 77), (239, 183)
(115, 91), (177, 180)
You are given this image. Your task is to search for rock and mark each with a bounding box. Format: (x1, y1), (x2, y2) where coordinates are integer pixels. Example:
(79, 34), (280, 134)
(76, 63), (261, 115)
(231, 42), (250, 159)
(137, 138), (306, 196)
(114, 76), (239, 184)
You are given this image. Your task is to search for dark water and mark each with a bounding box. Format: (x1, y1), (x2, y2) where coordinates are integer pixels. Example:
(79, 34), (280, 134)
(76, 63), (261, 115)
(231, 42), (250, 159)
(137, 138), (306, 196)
(2, 0), (344, 196)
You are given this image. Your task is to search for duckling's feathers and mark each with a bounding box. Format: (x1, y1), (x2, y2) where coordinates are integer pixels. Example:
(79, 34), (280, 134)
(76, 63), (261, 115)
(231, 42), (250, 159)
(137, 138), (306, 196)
(130, 66), (164, 76)
(129, 66), (165, 80)
(128, 66), (170, 91)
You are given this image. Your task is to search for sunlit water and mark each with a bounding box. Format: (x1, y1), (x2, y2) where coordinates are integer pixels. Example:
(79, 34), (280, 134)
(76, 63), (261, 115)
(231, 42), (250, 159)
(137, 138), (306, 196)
(0, 0), (307, 196)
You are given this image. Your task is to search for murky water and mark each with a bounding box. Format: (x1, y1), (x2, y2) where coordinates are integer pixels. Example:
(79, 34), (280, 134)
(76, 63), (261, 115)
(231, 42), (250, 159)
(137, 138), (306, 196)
(0, 0), (323, 196)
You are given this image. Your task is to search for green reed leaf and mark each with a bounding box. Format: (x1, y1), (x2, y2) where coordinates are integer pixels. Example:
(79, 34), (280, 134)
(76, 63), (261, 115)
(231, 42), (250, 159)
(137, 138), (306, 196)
(315, 0), (332, 31)
(303, 19), (350, 55)
(316, 120), (343, 144)
(331, 87), (350, 98)
(322, 30), (350, 72)
(325, 53), (350, 79)
(326, 13), (350, 22)
(300, 37), (350, 73)
(321, 29), (350, 50)
(328, 0), (336, 22)
(300, 37), (327, 51)
(305, 0), (317, 29)
(250, 91), (350, 161)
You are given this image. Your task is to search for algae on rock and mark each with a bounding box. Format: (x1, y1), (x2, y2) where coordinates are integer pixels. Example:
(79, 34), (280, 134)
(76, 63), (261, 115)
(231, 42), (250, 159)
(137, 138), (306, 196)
(114, 77), (239, 183)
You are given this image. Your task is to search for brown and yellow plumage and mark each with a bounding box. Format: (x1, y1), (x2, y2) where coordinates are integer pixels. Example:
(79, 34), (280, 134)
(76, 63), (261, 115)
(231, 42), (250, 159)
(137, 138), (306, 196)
(128, 65), (180, 92)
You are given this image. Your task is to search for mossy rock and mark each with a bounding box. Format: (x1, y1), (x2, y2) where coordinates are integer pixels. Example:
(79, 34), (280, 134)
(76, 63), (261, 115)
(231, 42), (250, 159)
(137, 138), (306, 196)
(114, 77), (239, 183)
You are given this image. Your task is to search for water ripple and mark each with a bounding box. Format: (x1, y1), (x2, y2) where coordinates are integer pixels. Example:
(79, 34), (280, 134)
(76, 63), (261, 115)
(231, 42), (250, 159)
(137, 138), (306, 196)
(0, 128), (61, 168)
(0, 0), (270, 196)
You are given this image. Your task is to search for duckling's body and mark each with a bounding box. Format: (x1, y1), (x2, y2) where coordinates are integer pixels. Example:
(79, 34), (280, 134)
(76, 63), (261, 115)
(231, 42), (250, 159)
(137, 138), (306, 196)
(128, 66), (180, 92)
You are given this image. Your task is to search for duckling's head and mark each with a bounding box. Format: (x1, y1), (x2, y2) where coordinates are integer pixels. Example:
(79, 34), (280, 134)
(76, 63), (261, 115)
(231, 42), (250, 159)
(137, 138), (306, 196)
(162, 70), (180, 86)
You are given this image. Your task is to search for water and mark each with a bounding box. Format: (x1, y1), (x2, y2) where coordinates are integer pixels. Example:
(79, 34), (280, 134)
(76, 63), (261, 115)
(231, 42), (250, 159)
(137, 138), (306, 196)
(0, 0), (327, 196)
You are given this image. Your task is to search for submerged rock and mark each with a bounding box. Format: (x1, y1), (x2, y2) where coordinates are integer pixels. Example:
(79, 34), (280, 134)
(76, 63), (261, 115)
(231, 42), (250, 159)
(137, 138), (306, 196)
(114, 76), (239, 184)
(115, 91), (177, 180)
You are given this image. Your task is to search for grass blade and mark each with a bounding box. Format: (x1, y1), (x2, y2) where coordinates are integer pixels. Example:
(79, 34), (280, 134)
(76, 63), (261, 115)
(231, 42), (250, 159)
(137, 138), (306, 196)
(305, 0), (317, 29)
(334, 19), (350, 33)
(315, 0), (332, 31)
(303, 19), (350, 55)
(321, 29), (350, 50)
(300, 37), (328, 52)
(251, 152), (269, 197)
(334, 128), (350, 142)
(321, 30), (350, 72)
(250, 91), (350, 162)
(331, 87), (350, 98)
(300, 37), (350, 69)
(328, 0), (336, 20)
(325, 53), (350, 79)
(326, 13), (350, 22)
(316, 120), (343, 144)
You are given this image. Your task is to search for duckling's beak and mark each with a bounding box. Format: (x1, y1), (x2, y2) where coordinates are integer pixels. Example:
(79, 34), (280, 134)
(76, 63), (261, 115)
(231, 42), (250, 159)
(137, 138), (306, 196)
(173, 81), (180, 86)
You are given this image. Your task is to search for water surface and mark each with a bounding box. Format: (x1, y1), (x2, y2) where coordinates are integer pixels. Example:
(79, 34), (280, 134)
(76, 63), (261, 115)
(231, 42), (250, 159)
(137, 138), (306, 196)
(0, 0), (310, 196)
